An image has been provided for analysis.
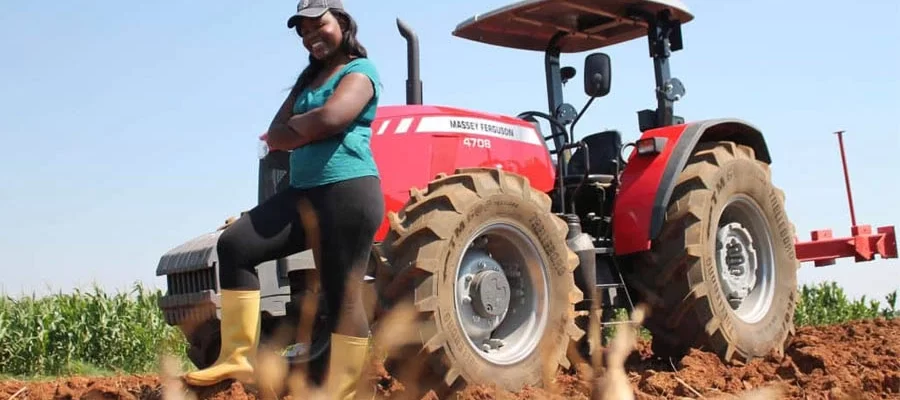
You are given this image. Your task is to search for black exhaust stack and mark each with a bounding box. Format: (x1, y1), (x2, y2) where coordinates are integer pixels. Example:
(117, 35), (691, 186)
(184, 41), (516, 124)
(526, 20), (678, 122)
(396, 18), (422, 105)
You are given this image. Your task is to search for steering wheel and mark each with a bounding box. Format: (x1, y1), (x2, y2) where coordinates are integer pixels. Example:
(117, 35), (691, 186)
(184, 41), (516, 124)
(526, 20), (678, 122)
(516, 111), (570, 143)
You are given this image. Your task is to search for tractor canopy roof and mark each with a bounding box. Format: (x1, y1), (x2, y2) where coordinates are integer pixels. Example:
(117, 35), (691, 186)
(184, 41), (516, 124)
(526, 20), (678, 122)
(452, 0), (693, 53)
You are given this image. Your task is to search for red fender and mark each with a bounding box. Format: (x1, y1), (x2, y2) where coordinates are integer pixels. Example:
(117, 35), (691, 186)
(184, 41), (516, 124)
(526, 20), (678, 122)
(612, 118), (771, 256)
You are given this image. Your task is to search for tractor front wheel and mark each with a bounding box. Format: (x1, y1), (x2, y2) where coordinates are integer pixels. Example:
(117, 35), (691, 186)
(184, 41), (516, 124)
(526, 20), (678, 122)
(379, 168), (584, 395)
(627, 141), (799, 365)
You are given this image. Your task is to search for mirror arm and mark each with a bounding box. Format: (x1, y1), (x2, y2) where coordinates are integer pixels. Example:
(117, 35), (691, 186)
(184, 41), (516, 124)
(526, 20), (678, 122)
(569, 96), (595, 143)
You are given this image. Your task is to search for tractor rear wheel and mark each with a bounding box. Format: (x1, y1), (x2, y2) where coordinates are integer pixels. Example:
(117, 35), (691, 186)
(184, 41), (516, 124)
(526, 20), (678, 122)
(627, 141), (799, 365)
(379, 168), (583, 395)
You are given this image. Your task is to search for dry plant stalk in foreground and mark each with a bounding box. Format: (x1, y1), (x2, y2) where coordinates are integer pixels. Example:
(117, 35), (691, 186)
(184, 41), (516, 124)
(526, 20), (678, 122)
(155, 287), (788, 400)
(591, 304), (645, 400)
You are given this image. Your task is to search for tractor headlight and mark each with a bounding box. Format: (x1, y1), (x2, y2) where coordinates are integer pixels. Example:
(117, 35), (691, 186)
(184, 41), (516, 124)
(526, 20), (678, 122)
(636, 137), (667, 156)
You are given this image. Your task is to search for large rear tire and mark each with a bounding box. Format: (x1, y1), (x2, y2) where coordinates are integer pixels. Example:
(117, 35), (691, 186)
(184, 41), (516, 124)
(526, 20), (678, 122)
(626, 141), (799, 365)
(378, 167), (584, 395)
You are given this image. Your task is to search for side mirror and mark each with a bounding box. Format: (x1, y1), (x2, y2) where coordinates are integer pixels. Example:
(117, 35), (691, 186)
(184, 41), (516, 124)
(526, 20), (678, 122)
(584, 52), (611, 98)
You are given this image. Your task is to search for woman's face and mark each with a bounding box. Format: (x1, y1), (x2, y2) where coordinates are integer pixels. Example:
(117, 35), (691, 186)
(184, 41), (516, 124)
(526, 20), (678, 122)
(298, 12), (344, 61)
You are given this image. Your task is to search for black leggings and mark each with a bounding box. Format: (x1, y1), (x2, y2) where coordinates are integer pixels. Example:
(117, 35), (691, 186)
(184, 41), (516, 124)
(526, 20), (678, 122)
(216, 175), (384, 336)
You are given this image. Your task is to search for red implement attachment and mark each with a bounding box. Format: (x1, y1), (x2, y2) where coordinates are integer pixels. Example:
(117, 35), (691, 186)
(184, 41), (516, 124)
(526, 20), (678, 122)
(796, 226), (897, 267)
(793, 130), (898, 266)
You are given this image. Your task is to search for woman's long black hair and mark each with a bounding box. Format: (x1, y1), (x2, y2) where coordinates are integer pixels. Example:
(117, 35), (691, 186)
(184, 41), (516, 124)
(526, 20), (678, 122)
(290, 9), (368, 96)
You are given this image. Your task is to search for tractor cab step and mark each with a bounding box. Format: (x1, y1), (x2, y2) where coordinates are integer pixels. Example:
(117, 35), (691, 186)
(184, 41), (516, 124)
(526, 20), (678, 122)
(596, 282), (626, 290)
(596, 281), (633, 311)
(594, 262), (634, 310)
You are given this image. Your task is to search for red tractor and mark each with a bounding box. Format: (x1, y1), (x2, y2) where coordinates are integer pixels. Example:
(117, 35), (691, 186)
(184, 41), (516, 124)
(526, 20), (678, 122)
(156, 0), (897, 395)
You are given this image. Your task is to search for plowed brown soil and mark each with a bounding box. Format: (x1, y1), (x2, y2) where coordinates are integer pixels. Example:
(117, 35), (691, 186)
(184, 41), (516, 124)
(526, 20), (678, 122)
(3, 318), (898, 400)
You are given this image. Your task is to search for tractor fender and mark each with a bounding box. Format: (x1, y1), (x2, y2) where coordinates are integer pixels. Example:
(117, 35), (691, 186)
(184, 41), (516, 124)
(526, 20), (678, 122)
(612, 118), (772, 256)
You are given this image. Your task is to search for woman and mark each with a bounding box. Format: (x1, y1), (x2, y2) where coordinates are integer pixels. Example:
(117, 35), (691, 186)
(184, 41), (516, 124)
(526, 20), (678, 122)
(182, 1), (384, 399)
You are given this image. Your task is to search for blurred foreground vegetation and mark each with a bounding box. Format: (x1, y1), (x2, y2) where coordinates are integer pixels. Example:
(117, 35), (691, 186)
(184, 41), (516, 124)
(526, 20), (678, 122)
(0, 280), (896, 378)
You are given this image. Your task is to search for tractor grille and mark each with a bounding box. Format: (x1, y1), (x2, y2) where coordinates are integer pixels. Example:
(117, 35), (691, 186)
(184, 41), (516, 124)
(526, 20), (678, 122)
(157, 290), (218, 326)
(166, 268), (217, 295)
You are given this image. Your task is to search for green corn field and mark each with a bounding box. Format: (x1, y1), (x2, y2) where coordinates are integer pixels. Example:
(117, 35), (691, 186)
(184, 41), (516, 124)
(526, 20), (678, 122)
(0, 282), (189, 378)
(0, 280), (896, 379)
(794, 281), (898, 326)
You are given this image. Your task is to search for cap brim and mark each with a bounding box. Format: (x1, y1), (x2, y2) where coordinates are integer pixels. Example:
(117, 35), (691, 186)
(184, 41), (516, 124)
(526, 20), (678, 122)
(286, 7), (329, 28)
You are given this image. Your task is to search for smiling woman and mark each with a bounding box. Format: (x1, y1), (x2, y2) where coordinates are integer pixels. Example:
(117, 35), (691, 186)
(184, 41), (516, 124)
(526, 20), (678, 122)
(180, 1), (384, 399)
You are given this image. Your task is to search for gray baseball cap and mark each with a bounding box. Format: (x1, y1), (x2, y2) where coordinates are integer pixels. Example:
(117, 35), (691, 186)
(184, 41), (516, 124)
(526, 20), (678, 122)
(287, 0), (345, 28)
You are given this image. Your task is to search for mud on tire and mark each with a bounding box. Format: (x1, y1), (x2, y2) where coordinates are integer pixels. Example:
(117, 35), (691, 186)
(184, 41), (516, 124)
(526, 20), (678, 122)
(377, 167), (584, 394)
(626, 141), (799, 365)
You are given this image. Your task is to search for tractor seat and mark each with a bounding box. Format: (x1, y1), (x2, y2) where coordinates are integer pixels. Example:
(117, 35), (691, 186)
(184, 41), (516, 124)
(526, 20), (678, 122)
(563, 130), (624, 186)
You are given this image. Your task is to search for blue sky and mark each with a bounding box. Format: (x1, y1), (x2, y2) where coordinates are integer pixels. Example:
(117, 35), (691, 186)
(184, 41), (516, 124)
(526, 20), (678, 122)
(1, 1), (898, 303)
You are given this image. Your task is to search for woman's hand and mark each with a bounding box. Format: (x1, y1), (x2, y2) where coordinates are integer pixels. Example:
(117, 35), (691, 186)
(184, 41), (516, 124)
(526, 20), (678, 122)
(259, 132), (278, 151)
(259, 132), (273, 147)
(263, 90), (301, 151)
(261, 130), (297, 152)
(264, 122), (306, 151)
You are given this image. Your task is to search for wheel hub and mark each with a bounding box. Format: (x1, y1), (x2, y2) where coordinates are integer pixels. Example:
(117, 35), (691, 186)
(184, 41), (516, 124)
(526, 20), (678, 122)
(471, 270), (511, 318)
(717, 222), (758, 307)
(714, 195), (776, 324)
(453, 222), (548, 365)
(456, 250), (509, 340)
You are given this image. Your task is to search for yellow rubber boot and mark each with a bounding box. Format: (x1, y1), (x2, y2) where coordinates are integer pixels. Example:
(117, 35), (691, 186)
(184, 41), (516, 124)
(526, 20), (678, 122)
(324, 333), (371, 400)
(183, 289), (261, 387)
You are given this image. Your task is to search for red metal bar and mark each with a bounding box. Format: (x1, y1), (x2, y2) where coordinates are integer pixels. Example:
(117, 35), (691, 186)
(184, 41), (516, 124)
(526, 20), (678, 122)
(792, 130), (898, 266)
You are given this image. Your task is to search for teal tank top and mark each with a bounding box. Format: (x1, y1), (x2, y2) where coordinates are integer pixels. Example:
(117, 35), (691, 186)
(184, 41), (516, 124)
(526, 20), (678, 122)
(289, 57), (382, 189)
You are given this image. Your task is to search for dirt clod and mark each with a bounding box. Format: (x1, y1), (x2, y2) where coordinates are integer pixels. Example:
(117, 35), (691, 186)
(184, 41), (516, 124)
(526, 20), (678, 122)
(2, 318), (897, 399)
